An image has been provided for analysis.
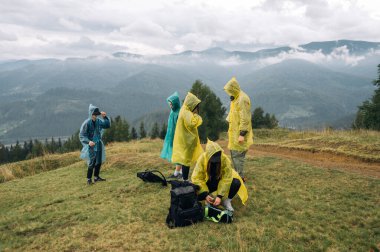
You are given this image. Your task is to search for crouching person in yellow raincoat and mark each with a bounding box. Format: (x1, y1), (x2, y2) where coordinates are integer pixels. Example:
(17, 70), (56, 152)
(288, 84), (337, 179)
(172, 92), (204, 181)
(191, 140), (248, 211)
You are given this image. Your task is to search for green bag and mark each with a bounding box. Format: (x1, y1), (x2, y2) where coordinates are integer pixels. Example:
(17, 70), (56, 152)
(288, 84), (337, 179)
(204, 204), (233, 223)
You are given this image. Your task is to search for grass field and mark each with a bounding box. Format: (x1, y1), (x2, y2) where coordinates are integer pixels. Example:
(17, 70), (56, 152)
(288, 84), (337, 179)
(254, 129), (380, 162)
(0, 137), (379, 251)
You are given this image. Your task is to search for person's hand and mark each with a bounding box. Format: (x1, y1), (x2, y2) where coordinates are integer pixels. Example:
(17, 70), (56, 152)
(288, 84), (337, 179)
(101, 111), (106, 118)
(238, 135), (245, 143)
(206, 195), (214, 204)
(89, 141), (95, 147)
(213, 197), (221, 206)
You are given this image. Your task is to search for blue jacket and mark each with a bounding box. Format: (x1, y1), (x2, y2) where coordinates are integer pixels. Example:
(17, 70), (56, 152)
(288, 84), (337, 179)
(79, 104), (111, 165)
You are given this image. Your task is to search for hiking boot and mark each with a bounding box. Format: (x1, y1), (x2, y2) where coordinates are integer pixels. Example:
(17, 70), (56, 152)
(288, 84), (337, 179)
(87, 179), (93, 185)
(222, 199), (234, 212)
(169, 173), (182, 180)
(94, 177), (106, 182)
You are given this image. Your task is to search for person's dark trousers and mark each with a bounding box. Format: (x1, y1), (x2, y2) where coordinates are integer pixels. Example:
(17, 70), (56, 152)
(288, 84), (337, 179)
(87, 144), (102, 179)
(203, 178), (241, 200)
(181, 165), (190, 180)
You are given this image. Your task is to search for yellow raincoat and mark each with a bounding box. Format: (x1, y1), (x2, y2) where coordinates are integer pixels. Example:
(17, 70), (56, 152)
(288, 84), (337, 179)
(191, 140), (248, 205)
(224, 77), (254, 152)
(172, 92), (204, 166)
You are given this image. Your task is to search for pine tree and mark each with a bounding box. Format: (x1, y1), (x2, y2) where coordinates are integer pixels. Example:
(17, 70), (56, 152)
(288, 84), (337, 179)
(12, 141), (23, 162)
(0, 143), (9, 164)
(131, 127), (138, 140)
(58, 138), (62, 152)
(139, 122), (147, 139)
(31, 140), (44, 157)
(189, 80), (226, 142)
(252, 107), (278, 129)
(150, 122), (160, 139)
(160, 123), (167, 140)
(354, 64), (380, 130)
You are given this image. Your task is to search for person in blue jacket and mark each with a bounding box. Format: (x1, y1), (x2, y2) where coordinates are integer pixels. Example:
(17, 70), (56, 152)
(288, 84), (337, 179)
(160, 92), (182, 179)
(79, 104), (111, 185)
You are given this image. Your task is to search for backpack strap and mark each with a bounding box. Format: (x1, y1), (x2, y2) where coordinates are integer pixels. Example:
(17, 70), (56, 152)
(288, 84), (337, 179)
(148, 170), (168, 186)
(204, 205), (218, 223)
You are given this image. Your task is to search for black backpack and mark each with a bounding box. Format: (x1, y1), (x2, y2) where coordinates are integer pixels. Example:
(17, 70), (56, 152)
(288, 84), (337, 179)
(137, 170), (168, 186)
(166, 181), (204, 228)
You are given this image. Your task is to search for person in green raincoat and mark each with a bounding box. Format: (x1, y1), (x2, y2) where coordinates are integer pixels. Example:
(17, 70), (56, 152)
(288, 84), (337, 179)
(172, 92), (203, 181)
(191, 140), (248, 212)
(160, 92), (182, 178)
(224, 77), (253, 182)
(79, 104), (110, 185)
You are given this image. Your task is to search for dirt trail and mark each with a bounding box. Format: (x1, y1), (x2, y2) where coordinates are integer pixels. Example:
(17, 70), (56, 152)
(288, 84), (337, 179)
(219, 141), (380, 179)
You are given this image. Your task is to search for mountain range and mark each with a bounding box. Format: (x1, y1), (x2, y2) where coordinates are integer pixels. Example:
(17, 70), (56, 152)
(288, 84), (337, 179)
(0, 40), (379, 143)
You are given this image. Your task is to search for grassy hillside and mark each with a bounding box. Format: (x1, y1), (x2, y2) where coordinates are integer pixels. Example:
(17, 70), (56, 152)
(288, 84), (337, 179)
(0, 138), (379, 251)
(0, 152), (80, 183)
(254, 129), (380, 162)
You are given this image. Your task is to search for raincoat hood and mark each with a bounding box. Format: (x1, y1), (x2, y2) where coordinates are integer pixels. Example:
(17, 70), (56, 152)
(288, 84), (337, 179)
(167, 91), (181, 111)
(88, 104), (100, 118)
(205, 139), (223, 162)
(224, 77), (241, 98)
(183, 92), (201, 111)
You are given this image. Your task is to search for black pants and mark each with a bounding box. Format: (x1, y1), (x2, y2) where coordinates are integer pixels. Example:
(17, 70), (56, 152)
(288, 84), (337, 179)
(206, 178), (241, 199)
(87, 163), (101, 179)
(87, 146), (102, 179)
(181, 165), (190, 180)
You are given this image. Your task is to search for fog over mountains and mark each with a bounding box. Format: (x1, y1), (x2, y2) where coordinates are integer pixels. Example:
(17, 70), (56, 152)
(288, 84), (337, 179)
(0, 40), (379, 143)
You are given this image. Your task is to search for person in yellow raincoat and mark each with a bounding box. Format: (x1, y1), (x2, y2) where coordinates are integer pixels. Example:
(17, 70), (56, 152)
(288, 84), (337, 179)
(224, 77), (253, 181)
(172, 92), (203, 181)
(191, 140), (248, 211)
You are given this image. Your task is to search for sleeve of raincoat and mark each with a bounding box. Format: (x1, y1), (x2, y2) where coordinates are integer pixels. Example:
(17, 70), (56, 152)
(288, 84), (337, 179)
(217, 157), (233, 198)
(191, 154), (209, 195)
(98, 116), (111, 129)
(183, 111), (202, 129)
(239, 97), (251, 132)
(79, 121), (90, 145)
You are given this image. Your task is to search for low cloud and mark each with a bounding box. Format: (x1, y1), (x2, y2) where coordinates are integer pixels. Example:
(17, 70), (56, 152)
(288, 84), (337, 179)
(257, 46), (368, 67)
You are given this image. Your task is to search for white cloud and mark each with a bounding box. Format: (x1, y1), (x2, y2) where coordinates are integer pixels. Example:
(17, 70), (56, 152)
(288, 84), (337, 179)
(256, 45), (367, 67)
(59, 18), (83, 31)
(0, 0), (379, 59)
(0, 30), (17, 41)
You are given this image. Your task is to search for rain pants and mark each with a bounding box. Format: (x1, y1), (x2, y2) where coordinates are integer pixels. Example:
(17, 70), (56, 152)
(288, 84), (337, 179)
(160, 92), (181, 162)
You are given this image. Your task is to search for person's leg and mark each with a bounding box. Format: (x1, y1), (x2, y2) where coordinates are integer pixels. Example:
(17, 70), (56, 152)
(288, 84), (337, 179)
(175, 164), (182, 174)
(87, 164), (94, 180)
(181, 165), (190, 181)
(169, 164), (182, 179)
(94, 145), (106, 182)
(223, 178), (241, 211)
(87, 148), (96, 184)
(228, 178), (241, 199)
(198, 180), (217, 201)
(94, 163), (101, 178)
(230, 150), (247, 179)
(206, 180), (218, 194)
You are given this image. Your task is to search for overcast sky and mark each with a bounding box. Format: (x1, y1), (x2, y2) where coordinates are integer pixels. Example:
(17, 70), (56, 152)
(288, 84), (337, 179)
(0, 0), (380, 59)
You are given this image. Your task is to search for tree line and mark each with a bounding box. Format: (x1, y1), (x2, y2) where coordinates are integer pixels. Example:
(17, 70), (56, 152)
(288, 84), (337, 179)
(0, 80), (278, 165)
